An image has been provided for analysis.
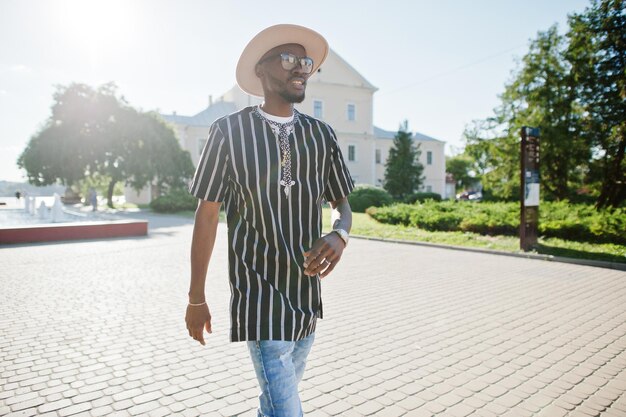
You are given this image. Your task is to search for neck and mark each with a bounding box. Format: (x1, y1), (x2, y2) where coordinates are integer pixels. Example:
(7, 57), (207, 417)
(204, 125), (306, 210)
(260, 100), (294, 117)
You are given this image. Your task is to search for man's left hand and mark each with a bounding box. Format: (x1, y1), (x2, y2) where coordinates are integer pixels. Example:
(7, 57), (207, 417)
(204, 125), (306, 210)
(303, 232), (346, 278)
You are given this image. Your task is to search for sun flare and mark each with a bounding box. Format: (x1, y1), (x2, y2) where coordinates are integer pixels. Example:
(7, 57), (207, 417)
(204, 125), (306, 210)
(57, 0), (134, 65)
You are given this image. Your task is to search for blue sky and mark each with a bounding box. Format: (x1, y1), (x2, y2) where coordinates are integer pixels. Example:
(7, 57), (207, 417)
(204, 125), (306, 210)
(0, 0), (589, 182)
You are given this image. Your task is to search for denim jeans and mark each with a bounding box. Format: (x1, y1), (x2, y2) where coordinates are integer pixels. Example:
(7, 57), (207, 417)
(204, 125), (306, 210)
(247, 333), (315, 417)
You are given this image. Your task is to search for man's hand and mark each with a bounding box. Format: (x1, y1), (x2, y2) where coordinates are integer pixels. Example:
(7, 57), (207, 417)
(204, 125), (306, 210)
(303, 232), (346, 278)
(185, 303), (212, 345)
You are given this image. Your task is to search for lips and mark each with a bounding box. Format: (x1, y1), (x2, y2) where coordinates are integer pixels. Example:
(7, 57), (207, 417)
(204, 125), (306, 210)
(290, 78), (306, 90)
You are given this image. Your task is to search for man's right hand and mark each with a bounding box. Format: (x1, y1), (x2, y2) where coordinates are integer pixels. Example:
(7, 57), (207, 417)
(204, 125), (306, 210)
(185, 303), (212, 345)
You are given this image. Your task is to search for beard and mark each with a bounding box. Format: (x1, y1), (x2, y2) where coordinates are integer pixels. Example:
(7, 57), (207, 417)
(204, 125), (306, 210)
(279, 89), (306, 103)
(267, 73), (306, 103)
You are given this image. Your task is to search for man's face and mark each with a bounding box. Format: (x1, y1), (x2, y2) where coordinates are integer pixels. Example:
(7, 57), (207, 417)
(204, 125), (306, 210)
(256, 43), (310, 104)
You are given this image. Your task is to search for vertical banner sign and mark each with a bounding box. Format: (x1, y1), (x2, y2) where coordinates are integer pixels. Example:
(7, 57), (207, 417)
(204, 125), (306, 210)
(520, 126), (540, 251)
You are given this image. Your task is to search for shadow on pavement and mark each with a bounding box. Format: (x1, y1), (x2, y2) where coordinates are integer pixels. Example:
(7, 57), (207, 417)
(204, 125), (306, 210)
(537, 243), (626, 264)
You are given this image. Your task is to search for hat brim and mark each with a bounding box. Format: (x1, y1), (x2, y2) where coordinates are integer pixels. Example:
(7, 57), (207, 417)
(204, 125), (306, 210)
(236, 24), (329, 97)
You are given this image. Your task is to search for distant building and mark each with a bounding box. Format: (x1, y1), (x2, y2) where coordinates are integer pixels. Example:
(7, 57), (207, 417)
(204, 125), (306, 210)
(125, 50), (447, 204)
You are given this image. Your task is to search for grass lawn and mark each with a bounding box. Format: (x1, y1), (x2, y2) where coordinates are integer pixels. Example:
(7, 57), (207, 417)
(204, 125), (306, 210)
(322, 208), (626, 264)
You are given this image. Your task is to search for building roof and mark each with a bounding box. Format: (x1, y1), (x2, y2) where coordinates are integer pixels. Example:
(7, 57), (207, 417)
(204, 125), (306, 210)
(373, 126), (445, 143)
(161, 101), (237, 127)
(326, 49), (378, 92)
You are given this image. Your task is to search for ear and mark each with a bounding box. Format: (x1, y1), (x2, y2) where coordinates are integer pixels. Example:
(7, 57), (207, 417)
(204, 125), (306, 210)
(255, 64), (264, 79)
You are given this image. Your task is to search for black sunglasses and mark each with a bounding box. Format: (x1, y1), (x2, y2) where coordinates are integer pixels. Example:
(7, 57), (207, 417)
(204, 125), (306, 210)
(258, 52), (314, 74)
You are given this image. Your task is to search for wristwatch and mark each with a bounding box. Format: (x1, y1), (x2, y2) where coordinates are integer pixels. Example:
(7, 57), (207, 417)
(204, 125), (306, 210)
(332, 228), (349, 247)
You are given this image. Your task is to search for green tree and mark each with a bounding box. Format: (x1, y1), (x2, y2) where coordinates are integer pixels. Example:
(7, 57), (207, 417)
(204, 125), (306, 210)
(464, 26), (587, 201)
(384, 121), (424, 201)
(567, 0), (626, 208)
(18, 83), (194, 208)
(446, 154), (477, 192)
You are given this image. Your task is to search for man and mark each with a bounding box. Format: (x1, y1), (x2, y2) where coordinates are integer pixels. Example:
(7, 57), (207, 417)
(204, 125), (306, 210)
(185, 24), (353, 417)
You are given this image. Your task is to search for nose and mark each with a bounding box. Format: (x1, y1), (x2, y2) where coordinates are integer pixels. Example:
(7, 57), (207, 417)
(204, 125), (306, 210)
(291, 63), (307, 75)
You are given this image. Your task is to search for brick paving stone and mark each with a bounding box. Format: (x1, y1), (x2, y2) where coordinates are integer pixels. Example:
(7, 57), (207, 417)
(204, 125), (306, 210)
(354, 400), (384, 416)
(2, 216), (626, 417)
(310, 394), (339, 409)
(127, 400), (160, 416)
(5, 409), (39, 417)
(320, 399), (352, 415)
(437, 391), (464, 408)
(378, 404), (407, 417)
(194, 398), (229, 413)
(8, 397), (46, 412)
(4, 392), (40, 406)
(38, 398), (73, 413)
(481, 383), (508, 399)
(442, 400), (475, 417)
(403, 408), (435, 417)
(57, 402), (92, 417)
(494, 391), (524, 408)
(396, 395), (426, 411)
(416, 389), (439, 402)
(422, 399), (446, 415)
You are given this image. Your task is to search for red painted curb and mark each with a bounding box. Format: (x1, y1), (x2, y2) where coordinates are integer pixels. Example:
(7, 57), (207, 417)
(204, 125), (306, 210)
(0, 220), (148, 244)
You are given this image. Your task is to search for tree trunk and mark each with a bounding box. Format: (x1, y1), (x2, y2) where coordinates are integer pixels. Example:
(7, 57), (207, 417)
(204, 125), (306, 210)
(107, 179), (116, 209)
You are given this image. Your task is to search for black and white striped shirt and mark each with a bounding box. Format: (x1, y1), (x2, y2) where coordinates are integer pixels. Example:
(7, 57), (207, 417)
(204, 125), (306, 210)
(190, 106), (354, 342)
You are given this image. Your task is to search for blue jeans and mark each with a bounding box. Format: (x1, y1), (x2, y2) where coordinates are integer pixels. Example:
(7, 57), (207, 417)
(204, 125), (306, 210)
(247, 333), (315, 417)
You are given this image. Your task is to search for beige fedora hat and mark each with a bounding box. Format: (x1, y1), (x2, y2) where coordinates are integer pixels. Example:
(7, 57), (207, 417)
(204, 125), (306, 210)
(236, 24), (329, 97)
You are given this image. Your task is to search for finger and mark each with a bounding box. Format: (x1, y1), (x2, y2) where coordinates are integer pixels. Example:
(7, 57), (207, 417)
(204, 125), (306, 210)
(304, 246), (333, 268)
(305, 256), (329, 275)
(193, 328), (206, 345)
(320, 260), (338, 278)
(205, 320), (212, 334)
(306, 258), (331, 276)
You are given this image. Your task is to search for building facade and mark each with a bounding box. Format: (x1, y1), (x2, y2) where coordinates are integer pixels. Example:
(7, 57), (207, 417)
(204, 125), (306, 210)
(125, 50), (447, 204)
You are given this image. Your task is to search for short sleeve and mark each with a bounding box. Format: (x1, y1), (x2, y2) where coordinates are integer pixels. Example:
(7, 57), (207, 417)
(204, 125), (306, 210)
(323, 126), (355, 202)
(189, 121), (230, 202)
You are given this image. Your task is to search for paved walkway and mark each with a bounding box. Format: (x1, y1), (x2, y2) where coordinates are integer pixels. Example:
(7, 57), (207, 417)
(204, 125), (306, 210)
(1, 213), (625, 416)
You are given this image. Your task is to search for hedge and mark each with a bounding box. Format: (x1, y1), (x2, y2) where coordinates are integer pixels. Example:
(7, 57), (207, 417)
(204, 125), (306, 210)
(347, 185), (393, 213)
(366, 200), (626, 245)
(150, 189), (198, 213)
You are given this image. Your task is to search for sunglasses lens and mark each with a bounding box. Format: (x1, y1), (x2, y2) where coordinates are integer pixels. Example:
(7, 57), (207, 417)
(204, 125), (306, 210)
(280, 54), (298, 70)
(280, 53), (314, 73)
(300, 57), (313, 73)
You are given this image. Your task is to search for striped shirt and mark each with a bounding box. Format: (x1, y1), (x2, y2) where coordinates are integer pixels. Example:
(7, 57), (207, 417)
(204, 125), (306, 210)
(189, 106), (354, 342)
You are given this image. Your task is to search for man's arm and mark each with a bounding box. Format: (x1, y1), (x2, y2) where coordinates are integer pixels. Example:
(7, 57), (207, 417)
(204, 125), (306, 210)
(303, 196), (352, 278)
(185, 199), (221, 345)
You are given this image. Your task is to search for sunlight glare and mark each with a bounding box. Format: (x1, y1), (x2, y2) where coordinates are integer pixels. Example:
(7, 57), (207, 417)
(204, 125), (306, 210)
(58, 0), (134, 66)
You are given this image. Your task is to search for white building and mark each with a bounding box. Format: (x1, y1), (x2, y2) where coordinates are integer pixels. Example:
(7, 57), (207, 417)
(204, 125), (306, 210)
(126, 49), (447, 204)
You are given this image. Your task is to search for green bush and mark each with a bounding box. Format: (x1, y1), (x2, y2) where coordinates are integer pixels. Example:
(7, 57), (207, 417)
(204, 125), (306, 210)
(367, 200), (626, 244)
(348, 185), (393, 213)
(150, 189), (198, 213)
(404, 192), (442, 204)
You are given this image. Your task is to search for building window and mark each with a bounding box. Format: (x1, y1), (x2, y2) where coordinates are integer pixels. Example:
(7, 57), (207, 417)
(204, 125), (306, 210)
(427, 151), (433, 165)
(314, 100), (323, 118)
(198, 138), (207, 155)
(375, 149), (381, 164)
(426, 185), (432, 192)
(347, 103), (356, 121)
(348, 145), (356, 162)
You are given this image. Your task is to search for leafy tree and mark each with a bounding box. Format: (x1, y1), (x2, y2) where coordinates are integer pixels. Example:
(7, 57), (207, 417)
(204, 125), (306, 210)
(464, 26), (587, 201)
(446, 154), (477, 191)
(384, 121), (424, 201)
(18, 83), (194, 208)
(567, 0), (626, 208)
(463, 1), (625, 208)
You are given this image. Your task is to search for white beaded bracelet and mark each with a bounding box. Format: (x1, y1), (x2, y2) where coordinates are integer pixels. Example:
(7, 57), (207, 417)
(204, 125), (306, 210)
(188, 301), (207, 307)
